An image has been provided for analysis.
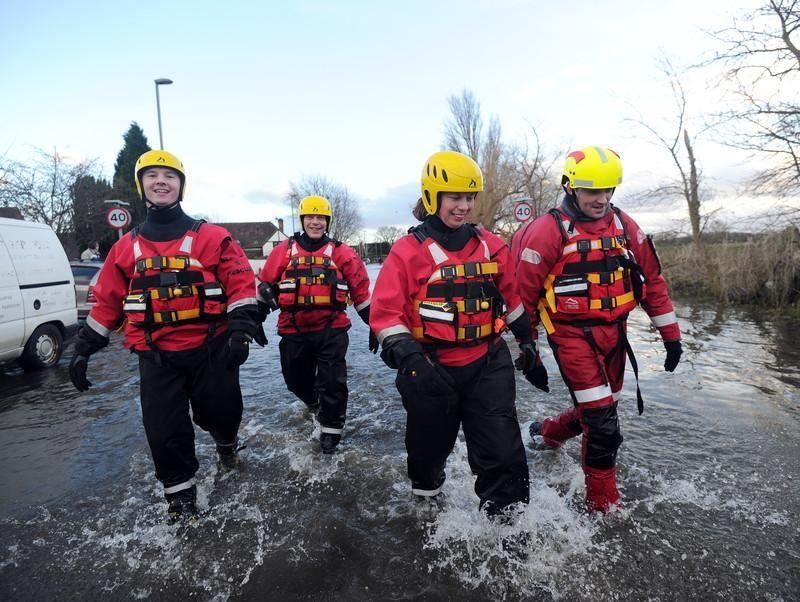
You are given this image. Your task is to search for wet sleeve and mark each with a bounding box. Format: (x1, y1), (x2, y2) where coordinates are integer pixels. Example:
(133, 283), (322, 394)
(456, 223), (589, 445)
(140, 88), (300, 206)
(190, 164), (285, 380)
(491, 239), (531, 341)
(514, 217), (562, 338)
(85, 242), (128, 339)
(369, 240), (416, 344)
(258, 240), (289, 286)
(625, 213), (681, 342)
(339, 245), (371, 311)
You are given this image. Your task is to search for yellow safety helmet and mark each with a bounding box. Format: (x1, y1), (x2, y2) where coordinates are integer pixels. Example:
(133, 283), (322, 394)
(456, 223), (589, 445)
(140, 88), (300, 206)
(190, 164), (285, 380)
(134, 150), (186, 201)
(420, 150), (483, 215)
(562, 146), (623, 190)
(298, 195), (333, 229)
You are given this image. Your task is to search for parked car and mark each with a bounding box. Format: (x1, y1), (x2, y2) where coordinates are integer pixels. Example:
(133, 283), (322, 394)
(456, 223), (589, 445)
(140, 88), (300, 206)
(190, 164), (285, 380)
(0, 217), (79, 370)
(70, 261), (103, 320)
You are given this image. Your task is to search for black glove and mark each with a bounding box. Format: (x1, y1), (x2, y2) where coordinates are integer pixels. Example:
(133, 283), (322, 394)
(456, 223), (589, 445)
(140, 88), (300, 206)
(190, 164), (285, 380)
(357, 305), (379, 354)
(664, 340), (682, 372)
(401, 353), (458, 412)
(253, 324), (268, 347)
(69, 354), (92, 392)
(514, 342), (549, 392)
(514, 342), (537, 373)
(226, 331), (252, 368)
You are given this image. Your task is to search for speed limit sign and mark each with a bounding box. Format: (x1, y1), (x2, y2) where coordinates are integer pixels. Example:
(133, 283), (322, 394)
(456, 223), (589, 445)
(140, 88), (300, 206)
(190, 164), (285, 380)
(514, 201), (533, 222)
(106, 207), (131, 230)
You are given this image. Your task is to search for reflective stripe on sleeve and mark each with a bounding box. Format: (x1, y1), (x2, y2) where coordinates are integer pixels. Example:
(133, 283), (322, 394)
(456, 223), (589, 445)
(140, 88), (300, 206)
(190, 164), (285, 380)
(650, 311), (677, 328)
(355, 297), (371, 312)
(506, 303), (525, 324)
(227, 297), (258, 312)
(86, 315), (111, 338)
(377, 324), (412, 344)
(573, 384), (613, 404)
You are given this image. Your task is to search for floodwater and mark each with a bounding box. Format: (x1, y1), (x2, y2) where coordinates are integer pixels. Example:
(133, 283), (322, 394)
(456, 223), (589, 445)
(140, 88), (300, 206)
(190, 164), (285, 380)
(1, 264), (798, 601)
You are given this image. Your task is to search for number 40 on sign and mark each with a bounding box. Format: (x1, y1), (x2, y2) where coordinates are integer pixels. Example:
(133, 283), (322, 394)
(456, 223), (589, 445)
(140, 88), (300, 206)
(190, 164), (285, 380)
(514, 201), (533, 222)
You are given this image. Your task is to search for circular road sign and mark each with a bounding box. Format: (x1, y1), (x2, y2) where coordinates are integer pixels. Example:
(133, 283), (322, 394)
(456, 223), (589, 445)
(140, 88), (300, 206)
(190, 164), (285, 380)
(514, 201), (533, 222)
(106, 207), (132, 230)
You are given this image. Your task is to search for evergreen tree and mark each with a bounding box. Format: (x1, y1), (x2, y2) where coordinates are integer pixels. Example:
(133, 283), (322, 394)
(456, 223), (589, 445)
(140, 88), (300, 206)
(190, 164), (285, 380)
(113, 122), (151, 225)
(72, 175), (115, 256)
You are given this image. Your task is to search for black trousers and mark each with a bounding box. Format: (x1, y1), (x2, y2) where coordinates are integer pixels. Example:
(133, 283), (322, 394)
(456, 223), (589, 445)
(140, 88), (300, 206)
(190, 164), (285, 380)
(278, 328), (349, 430)
(138, 334), (243, 489)
(396, 338), (530, 512)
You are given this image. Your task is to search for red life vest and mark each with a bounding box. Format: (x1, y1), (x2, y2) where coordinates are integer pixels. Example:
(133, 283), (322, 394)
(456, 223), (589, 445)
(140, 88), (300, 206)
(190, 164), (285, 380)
(538, 207), (644, 334)
(122, 222), (227, 332)
(277, 239), (349, 311)
(409, 234), (503, 346)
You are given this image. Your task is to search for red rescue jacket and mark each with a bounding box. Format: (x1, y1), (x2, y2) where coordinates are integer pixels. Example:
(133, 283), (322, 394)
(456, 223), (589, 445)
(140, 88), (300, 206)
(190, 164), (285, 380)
(258, 235), (371, 335)
(512, 205), (681, 342)
(86, 221), (257, 352)
(371, 225), (527, 367)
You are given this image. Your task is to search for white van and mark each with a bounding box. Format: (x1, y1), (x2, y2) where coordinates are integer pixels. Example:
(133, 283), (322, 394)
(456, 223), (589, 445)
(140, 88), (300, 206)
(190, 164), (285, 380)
(0, 217), (79, 370)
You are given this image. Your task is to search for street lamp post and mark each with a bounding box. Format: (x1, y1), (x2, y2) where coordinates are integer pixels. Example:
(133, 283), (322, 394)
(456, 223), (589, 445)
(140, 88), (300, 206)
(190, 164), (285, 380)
(154, 78), (173, 149)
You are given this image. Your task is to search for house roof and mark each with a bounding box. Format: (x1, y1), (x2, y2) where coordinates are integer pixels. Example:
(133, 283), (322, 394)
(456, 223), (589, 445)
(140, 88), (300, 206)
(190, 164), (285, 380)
(216, 221), (280, 249)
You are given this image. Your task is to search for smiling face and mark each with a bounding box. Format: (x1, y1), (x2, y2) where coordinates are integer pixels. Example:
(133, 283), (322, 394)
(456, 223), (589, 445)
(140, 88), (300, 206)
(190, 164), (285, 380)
(565, 184), (613, 219)
(302, 214), (328, 240)
(437, 192), (475, 228)
(140, 167), (181, 207)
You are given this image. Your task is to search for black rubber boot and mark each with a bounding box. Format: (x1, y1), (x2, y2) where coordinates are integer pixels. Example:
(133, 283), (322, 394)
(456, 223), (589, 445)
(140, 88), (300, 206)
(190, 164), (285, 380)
(320, 433), (341, 454)
(166, 485), (198, 524)
(216, 439), (244, 472)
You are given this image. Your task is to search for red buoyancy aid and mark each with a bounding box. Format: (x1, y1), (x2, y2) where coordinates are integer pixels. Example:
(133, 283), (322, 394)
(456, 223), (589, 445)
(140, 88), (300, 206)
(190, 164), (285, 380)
(409, 234), (504, 346)
(538, 207), (644, 334)
(277, 239), (349, 311)
(122, 222), (227, 337)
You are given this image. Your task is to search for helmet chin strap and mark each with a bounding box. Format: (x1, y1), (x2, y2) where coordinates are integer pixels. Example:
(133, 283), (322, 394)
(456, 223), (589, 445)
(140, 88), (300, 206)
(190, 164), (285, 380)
(145, 199), (182, 212)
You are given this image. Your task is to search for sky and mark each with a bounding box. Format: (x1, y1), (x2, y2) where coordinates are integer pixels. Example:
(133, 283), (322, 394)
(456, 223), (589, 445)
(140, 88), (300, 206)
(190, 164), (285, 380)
(1, 0), (772, 239)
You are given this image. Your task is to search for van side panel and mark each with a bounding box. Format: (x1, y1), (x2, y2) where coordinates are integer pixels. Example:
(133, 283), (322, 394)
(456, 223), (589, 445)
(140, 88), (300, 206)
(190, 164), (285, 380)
(0, 219), (78, 358)
(0, 238), (25, 356)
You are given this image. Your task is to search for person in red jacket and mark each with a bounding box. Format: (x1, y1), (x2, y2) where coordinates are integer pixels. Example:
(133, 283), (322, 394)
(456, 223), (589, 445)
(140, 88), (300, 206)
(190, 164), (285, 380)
(67, 150), (261, 523)
(512, 145), (683, 513)
(371, 150), (534, 517)
(257, 195), (375, 454)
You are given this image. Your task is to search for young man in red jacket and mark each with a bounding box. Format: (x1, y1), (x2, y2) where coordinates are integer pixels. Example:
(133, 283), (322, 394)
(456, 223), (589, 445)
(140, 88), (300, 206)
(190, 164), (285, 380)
(512, 146), (682, 513)
(68, 150), (261, 523)
(257, 195), (374, 454)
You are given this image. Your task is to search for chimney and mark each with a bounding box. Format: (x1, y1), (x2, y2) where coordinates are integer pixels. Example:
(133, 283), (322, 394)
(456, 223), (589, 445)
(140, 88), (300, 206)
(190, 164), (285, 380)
(278, 218), (284, 233)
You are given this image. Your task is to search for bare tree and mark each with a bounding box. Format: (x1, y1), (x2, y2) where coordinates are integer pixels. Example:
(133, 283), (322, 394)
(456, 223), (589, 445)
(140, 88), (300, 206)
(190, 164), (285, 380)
(375, 225), (404, 246)
(287, 175), (363, 244)
(442, 90), (521, 230)
(627, 59), (710, 252)
(705, 0), (800, 198)
(0, 148), (98, 234)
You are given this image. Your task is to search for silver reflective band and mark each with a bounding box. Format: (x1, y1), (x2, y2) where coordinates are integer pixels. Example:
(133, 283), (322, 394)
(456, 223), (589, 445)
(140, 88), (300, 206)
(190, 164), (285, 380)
(377, 324), (411, 344)
(554, 283), (588, 294)
(205, 287), (223, 296)
(123, 302), (147, 311)
(163, 478), (195, 494)
(355, 298), (371, 312)
(594, 146), (608, 163)
(650, 311), (677, 327)
(321, 426), (343, 435)
(572, 178), (595, 188)
(419, 307), (455, 322)
(412, 485), (442, 497)
(227, 297), (257, 312)
(573, 384), (613, 404)
(86, 315), (111, 338)
(506, 303), (525, 324)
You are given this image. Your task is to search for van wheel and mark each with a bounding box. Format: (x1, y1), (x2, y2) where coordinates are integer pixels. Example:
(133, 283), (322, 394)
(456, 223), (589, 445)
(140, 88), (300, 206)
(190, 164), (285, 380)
(19, 324), (63, 370)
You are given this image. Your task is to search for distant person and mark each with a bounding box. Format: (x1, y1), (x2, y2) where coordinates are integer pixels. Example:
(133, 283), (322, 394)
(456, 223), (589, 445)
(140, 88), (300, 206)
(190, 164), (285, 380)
(67, 150), (262, 524)
(256, 195), (375, 454)
(81, 241), (100, 261)
(370, 150), (534, 518)
(511, 145), (682, 513)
